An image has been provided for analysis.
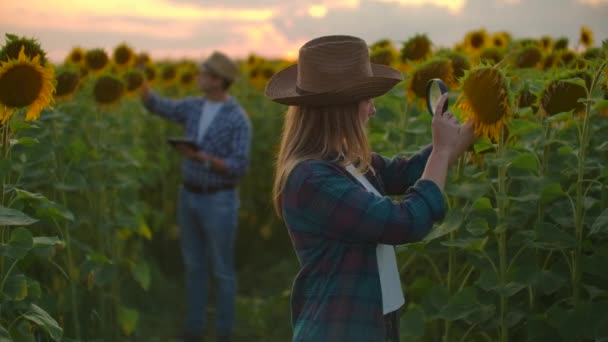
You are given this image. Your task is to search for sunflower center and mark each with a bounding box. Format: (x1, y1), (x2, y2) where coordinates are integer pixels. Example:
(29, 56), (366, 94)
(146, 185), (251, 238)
(93, 77), (124, 104)
(114, 48), (132, 65)
(55, 71), (80, 97)
(463, 68), (508, 124)
(0, 64), (43, 108)
(126, 72), (144, 91)
(471, 34), (485, 49)
(86, 52), (109, 71)
(541, 81), (586, 115)
(162, 67), (176, 81)
(411, 60), (453, 98)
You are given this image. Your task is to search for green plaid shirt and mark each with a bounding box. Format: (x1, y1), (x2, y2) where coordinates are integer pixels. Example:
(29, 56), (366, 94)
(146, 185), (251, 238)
(281, 146), (446, 341)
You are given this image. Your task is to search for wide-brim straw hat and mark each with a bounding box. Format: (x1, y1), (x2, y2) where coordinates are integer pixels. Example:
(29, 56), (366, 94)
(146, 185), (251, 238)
(201, 51), (239, 83)
(265, 35), (403, 106)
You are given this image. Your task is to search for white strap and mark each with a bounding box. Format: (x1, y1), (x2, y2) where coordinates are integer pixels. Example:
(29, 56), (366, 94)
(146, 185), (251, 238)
(197, 101), (223, 144)
(344, 165), (405, 314)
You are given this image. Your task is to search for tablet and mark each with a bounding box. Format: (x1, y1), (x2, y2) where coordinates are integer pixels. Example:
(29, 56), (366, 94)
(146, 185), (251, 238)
(167, 137), (198, 150)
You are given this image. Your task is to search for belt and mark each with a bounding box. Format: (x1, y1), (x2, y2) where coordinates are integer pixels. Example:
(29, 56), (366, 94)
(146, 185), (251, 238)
(183, 182), (235, 194)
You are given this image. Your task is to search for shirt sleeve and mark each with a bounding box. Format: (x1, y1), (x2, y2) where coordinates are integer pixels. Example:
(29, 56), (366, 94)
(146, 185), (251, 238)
(286, 160), (446, 245)
(223, 112), (252, 177)
(141, 90), (192, 124)
(371, 145), (433, 196)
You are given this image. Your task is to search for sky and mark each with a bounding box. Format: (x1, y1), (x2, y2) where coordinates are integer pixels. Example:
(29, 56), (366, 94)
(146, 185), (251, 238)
(1, 0), (607, 63)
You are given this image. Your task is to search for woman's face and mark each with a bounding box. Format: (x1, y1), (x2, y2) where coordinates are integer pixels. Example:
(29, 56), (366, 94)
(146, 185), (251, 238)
(358, 99), (376, 123)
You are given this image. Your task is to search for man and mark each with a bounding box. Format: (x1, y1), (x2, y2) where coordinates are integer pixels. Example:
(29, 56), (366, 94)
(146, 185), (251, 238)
(141, 52), (252, 342)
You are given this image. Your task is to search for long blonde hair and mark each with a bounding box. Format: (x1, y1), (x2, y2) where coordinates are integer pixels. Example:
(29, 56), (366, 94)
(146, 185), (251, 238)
(273, 103), (372, 219)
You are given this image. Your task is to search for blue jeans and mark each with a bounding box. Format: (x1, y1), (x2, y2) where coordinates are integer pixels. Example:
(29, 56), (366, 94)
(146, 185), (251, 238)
(178, 187), (239, 336)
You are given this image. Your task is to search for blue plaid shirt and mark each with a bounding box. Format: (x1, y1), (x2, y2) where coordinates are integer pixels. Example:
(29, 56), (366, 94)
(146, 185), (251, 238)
(143, 91), (252, 188)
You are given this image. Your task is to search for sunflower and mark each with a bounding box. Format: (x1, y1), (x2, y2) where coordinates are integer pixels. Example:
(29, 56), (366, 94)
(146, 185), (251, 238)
(479, 47), (504, 65)
(113, 43), (135, 71)
(136, 52), (151, 68)
(144, 65), (157, 83)
(179, 71), (196, 88)
(54, 67), (80, 102)
(0, 46), (54, 123)
(65, 47), (86, 66)
(538, 73), (588, 116)
(407, 58), (456, 102)
(370, 46), (397, 66)
(456, 66), (512, 141)
(400, 34), (432, 63)
(437, 50), (471, 80)
(517, 89), (538, 110)
(93, 74), (124, 106)
(160, 64), (177, 86)
(123, 70), (145, 96)
(558, 50), (577, 68)
(553, 37), (569, 51)
(85, 49), (110, 75)
(491, 32), (510, 50)
(542, 52), (559, 70)
(540, 36), (553, 51)
(516, 46), (543, 69)
(464, 29), (489, 54)
(580, 26), (594, 48)
(0, 34), (48, 66)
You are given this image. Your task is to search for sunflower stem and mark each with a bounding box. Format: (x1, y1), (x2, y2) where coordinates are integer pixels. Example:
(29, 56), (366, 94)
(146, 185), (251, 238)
(496, 127), (509, 342)
(572, 60), (606, 304)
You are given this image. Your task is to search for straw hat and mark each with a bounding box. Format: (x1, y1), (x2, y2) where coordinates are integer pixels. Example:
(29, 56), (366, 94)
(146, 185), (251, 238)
(201, 51), (239, 83)
(265, 35), (403, 106)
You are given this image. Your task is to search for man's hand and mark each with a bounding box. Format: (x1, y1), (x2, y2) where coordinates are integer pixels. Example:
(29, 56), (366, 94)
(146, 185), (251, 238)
(175, 144), (204, 161)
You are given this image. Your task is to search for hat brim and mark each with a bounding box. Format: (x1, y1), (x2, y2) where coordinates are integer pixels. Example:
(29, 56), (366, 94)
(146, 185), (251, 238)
(264, 63), (403, 106)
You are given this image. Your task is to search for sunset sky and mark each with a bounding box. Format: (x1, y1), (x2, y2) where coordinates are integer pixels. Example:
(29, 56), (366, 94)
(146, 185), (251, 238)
(1, 0), (607, 62)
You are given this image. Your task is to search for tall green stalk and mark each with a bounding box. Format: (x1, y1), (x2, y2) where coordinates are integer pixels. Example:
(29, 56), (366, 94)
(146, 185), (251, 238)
(572, 61), (606, 304)
(496, 128), (509, 342)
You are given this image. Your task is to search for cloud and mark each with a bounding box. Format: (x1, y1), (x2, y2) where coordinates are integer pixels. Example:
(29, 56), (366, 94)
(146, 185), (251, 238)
(577, 0), (608, 5)
(372, 0), (467, 14)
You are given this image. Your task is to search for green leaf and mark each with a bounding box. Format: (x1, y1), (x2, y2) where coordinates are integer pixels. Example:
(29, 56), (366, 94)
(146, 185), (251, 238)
(466, 218), (489, 236)
(4, 274), (27, 301)
(33, 236), (64, 248)
(35, 202), (74, 222)
(540, 183), (566, 204)
(9, 137), (39, 147)
(0, 206), (38, 226)
(132, 261), (151, 291)
(437, 288), (482, 321)
(509, 152), (538, 173)
(118, 306), (139, 336)
(473, 137), (494, 154)
(509, 119), (543, 137)
(0, 325), (10, 342)
(441, 237), (487, 251)
(399, 306), (425, 338)
(14, 189), (49, 202)
(594, 99), (608, 111)
(546, 111), (573, 123)
(22, 304), (63, 341)
(424, 209), (463, 241)
(589, 208), (608, 236)
(0, 227), (33, 259)
(529, 223), (576, 250)
(472, 197), (493, 210)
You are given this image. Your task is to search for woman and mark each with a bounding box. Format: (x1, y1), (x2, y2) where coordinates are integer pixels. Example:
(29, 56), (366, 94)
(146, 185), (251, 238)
(265, 36), (475, 341)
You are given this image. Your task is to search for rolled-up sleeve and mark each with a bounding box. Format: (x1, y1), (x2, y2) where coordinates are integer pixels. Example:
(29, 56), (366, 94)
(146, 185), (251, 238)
(223, 113), (252, 177)
(142, 91), (193, 124)
(287, 161), (446, 245)
(372, 145), (433, 196)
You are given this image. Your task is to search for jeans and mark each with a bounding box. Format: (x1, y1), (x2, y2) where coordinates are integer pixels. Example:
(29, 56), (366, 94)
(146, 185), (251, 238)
(178, 186), (239, 337)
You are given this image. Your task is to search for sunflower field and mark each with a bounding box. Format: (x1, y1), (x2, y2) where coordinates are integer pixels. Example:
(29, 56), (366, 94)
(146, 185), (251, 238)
(0, 27), (606, 341)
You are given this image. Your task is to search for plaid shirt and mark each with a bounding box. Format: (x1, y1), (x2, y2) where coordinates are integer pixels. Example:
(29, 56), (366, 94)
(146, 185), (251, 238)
(143, 91), (252, 188)
(281, 146), (446, 341)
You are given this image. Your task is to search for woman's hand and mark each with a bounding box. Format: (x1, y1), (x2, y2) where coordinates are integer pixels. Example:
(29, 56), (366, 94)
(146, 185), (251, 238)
(431, 94), (476, 165)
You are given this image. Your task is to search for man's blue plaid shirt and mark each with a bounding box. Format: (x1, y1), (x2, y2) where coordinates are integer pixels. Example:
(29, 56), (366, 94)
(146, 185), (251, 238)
(143, 91), (252, 188)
